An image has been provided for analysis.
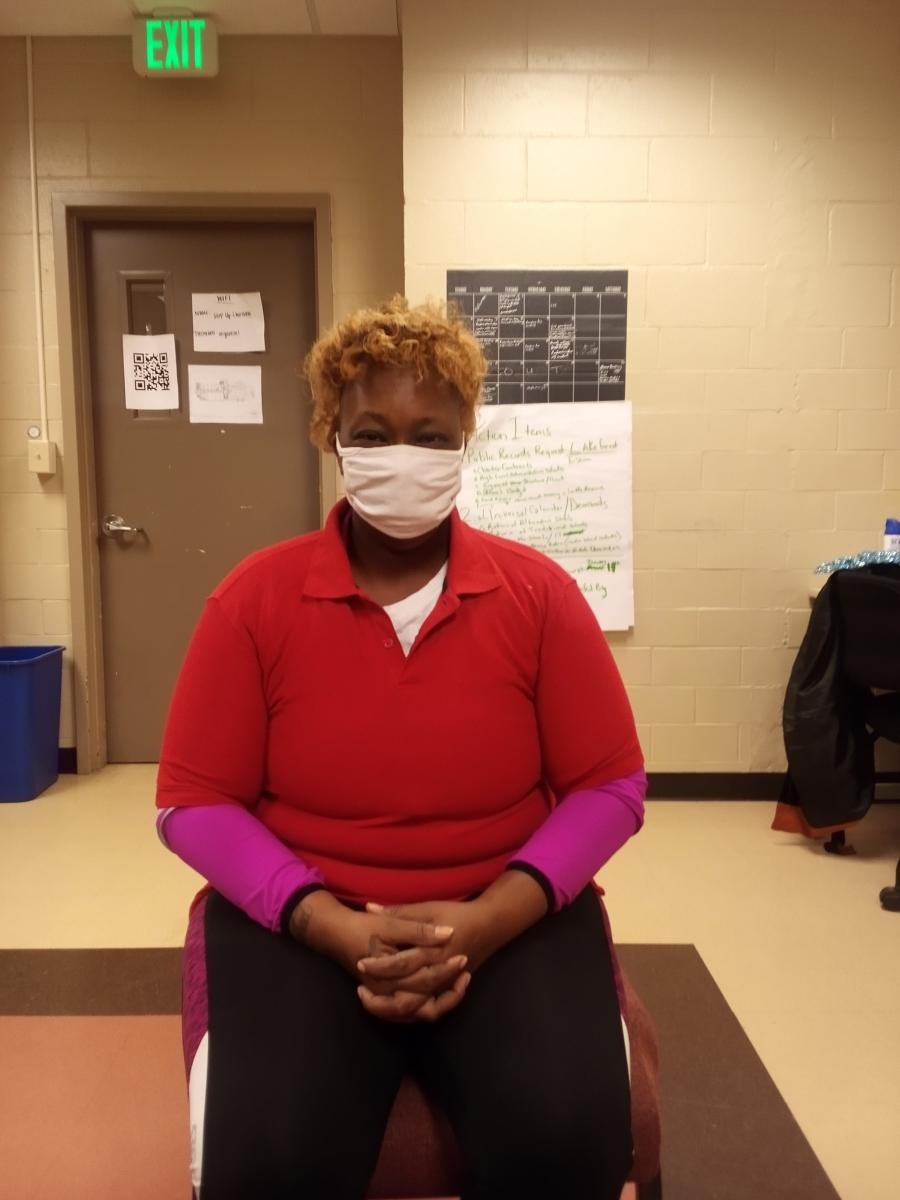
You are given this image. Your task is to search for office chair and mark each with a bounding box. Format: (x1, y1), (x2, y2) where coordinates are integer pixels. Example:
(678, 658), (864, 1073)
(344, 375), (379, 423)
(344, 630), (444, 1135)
(832, 567), (900, 911)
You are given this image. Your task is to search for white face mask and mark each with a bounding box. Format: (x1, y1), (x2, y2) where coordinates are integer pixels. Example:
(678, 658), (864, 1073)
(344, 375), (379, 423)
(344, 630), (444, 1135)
(335, 437), (466, 540)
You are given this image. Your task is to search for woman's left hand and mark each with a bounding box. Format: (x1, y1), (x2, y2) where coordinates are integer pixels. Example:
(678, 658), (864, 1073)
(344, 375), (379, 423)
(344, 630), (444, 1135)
(357, 873), (549, 1021)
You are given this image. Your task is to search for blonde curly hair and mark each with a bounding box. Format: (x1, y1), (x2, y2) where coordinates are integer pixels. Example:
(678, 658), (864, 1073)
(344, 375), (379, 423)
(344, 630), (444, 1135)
(304, 296), (486, 451)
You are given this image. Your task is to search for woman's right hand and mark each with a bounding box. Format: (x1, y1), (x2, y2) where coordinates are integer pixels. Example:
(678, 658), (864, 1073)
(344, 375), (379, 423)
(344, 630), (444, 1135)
(288, 890), (471, 1022)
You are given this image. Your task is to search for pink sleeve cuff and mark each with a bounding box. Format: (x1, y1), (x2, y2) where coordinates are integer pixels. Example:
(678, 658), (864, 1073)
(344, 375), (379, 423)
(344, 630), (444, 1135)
(157, 804), (324, 934)
(508, 769), (646, 910)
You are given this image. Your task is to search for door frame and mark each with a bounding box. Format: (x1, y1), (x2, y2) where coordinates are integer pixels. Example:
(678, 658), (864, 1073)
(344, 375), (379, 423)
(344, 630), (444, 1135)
(52, 192), (335, 772)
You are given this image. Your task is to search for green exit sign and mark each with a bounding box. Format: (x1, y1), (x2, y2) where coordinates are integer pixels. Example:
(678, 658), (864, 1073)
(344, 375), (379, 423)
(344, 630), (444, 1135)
(133, 16), (219, 78)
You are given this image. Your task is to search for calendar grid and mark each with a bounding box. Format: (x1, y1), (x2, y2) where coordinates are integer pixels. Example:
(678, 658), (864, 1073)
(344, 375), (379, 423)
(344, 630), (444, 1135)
(447, 270), (627, 404)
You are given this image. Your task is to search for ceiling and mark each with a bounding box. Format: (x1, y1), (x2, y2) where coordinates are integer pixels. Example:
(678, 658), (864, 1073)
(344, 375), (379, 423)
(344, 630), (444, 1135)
(0, 0), (399, 36)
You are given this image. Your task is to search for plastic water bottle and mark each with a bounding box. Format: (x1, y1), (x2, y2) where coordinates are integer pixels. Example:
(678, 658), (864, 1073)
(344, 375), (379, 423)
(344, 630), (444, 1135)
(885, 518), (900, 551)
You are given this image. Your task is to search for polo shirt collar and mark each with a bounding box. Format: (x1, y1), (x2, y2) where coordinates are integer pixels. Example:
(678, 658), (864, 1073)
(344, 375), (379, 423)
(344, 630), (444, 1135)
(446, 509), (503, 597)
(303, 499), (502, 600)
(303, 501), (357, 599)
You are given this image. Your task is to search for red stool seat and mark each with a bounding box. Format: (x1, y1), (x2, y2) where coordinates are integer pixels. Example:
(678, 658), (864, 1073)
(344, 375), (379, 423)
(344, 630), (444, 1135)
(367, 968), (661, 1199)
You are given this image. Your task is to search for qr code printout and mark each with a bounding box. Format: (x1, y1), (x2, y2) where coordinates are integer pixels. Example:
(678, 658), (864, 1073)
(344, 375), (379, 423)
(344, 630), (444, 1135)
(132, 351), (171, 392)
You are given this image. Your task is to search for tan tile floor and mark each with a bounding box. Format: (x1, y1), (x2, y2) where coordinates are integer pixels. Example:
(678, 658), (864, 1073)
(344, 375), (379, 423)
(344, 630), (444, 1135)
(2, 766), (899, 1200)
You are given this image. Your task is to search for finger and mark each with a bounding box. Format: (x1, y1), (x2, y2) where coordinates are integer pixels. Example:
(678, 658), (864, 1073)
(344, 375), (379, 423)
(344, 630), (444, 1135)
(451, 970), (472, 997)
(357, 985), (426, 1023)
(358, 976), (406, 997)
(364, 934), (394, 960)
(367, 901), (429, 918)
(358, 948), (465, 980)
(415, 973), (472, 1023)
(377, 916), (454, 947)
(362, 958), (468, 997)
(368, 901), (447, 933)
(357, 974), (406, 998)
(391, 960), (468, 995)
(413, 973), (471, 1022)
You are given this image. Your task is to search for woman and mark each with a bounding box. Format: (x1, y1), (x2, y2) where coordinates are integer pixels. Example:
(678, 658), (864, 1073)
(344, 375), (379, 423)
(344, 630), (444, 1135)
(156, 297), (646, 1200)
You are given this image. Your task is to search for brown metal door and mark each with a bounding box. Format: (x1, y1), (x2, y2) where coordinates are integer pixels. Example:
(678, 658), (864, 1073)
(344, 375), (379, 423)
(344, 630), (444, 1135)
(86, 220), (319, 762)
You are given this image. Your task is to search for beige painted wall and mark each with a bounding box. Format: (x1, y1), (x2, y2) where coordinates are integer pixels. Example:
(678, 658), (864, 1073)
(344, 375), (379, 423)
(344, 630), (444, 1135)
(401, 0), (900, 772)
(3, 13), (899, 772)
(0, 35), (404, 746)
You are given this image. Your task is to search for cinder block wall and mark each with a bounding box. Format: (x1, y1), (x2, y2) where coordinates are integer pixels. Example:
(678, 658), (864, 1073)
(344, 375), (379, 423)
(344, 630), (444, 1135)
(0, 35), (404, 745)
(401, 0), (900, 772)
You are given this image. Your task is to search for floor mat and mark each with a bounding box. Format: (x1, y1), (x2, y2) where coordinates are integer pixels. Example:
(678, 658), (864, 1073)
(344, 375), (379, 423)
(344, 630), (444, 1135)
(0, 944), (840, 1200)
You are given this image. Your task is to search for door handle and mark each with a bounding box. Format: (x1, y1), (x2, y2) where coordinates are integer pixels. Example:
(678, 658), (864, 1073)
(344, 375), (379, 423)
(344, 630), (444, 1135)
(101, 514), (144, 537)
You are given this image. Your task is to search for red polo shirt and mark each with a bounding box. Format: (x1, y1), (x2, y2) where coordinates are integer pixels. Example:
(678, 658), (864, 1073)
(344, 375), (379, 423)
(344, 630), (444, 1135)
(157, 500), (643, 905)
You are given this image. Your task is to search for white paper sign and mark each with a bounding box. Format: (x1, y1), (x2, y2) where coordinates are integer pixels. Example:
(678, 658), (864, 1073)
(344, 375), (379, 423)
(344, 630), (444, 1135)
(122, 334), (179, 410)
(457, 402), (634, 630)
(192, 292), (265, 352)
(188, 365), (263, 425)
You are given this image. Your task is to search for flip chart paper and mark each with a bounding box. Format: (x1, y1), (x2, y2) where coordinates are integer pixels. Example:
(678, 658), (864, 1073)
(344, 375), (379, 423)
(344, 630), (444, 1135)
(457, 402), (634, 630)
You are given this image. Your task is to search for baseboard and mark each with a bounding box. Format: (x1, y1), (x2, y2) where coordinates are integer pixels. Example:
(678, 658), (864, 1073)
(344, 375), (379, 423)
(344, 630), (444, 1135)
(55, 753), (900, 802)
(648, 772), (900, 800)
(647, 772), (783, 798)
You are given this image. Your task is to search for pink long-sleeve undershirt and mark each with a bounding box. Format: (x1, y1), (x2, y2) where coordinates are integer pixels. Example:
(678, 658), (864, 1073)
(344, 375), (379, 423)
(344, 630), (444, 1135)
(157, 768), (646, 930)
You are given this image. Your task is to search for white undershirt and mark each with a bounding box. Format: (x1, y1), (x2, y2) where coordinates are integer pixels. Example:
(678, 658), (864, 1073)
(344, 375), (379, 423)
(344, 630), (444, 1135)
(382, 562), (448, 655)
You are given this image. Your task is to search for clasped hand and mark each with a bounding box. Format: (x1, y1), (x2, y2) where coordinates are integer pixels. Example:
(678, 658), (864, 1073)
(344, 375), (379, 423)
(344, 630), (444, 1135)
(291, 873), (546, 1025)
(353, 900), (491, 1023)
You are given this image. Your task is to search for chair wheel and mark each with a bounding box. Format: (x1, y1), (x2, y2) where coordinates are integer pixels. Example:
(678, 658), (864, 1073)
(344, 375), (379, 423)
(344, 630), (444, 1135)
(879, 886), (900, 912)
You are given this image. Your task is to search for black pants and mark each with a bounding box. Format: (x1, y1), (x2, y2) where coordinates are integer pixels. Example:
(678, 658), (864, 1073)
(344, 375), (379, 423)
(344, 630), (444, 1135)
(195, 887), (632, 1200)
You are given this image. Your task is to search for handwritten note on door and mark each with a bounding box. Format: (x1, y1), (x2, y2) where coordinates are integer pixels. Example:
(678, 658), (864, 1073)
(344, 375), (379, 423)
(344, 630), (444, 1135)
(457, 403), (634, 629)
(192, 292), (265, 352)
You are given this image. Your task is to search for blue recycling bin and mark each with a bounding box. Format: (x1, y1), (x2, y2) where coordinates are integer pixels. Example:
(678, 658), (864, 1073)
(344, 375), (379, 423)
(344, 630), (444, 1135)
(0, 646), (64, 802)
